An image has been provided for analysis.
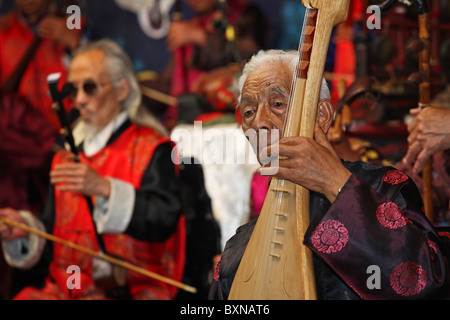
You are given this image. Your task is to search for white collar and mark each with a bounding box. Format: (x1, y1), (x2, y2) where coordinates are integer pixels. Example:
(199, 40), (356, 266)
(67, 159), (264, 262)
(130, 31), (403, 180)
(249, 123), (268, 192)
(73, 112), (128, 157)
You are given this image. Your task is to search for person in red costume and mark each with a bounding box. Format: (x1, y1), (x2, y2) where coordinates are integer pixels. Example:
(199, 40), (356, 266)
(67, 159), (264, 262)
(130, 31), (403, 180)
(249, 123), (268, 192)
(0, 1), (84, 297)
(0, 0), (82, 131)
(0, 39), (185, 300)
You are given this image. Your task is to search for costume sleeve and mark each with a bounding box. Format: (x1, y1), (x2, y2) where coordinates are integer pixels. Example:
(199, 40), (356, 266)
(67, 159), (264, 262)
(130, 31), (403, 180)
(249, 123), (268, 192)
(304, 167), (450, 299)
(1, 210), (46, 270)
(93, 177), (135, 234)
(1, 188), (57, 274)
(125, 142), (183, 242)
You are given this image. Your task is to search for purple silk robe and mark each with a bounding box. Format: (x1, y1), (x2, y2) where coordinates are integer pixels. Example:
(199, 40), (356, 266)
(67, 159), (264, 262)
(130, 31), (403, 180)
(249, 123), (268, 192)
(209, 161), (450, 300)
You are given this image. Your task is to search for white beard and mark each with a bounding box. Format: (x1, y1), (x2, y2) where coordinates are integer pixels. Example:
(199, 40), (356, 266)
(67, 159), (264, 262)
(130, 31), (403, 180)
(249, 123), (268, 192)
(72, 119), (101, 148)
(72, 113), (128, 157)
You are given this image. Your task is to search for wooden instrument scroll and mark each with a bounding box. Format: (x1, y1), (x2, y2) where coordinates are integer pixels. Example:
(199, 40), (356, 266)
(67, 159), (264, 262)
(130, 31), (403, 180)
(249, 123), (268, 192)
(228, 0), (350, 300)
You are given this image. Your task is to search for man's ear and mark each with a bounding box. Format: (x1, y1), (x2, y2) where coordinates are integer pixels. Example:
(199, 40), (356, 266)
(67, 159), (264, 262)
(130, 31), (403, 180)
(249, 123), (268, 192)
(116, 78), (131, 103)
(317, 98), (335, 134)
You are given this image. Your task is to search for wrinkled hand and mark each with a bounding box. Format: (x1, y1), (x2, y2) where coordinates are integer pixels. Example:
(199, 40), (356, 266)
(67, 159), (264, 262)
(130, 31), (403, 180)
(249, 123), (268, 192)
(37, 15), (79, 50)
(166, 20), (206, 52)
(258, 124), (351, 203)
(50, 163), (111, 198)
(0, 208), (28, 240)
(402, 105), (450, 173)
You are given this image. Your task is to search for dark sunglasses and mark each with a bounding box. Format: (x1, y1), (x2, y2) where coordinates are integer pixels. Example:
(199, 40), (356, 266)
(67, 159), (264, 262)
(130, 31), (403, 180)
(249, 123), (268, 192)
(66, 80), (110, 97)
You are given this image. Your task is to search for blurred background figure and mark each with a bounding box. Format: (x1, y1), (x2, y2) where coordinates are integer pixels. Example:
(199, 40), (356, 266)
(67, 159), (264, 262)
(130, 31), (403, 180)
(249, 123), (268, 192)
(0, 0), (84, 299)
(161, 0), (269, 129)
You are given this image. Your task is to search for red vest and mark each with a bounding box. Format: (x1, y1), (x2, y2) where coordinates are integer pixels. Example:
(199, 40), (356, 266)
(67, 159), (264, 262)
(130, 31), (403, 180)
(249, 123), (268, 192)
(50, 124), (185, 299)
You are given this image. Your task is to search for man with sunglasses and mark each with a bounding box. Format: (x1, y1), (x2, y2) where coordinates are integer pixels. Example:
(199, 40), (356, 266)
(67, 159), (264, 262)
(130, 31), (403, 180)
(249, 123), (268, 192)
(0, 39), (186, 300)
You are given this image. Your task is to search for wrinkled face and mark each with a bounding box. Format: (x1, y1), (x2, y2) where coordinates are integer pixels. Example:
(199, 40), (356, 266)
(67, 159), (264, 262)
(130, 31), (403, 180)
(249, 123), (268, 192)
(238, 62), (293, 154)
(68, 50), (123, 129)
(14, 0), (49, 16)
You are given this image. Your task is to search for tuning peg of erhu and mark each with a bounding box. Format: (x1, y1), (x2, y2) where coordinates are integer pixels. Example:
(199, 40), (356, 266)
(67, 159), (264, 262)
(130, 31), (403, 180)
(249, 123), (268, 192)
(407, 70), (426, 86)
(406, 39), (426, 55)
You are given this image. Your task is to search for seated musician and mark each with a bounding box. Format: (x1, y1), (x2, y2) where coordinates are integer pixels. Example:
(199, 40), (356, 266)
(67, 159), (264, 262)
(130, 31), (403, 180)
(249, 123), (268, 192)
(209, 50), (450, 300)
(0, 39), (185, 300)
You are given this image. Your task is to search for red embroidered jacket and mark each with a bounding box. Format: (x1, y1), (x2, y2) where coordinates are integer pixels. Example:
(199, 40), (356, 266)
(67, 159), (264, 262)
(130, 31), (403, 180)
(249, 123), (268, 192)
(14, 120), (185, 300)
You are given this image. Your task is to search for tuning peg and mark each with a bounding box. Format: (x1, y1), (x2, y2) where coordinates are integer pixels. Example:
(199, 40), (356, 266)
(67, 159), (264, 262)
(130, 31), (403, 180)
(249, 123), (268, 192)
(406, 39), (425, 55)
(407, 71), (426, 86)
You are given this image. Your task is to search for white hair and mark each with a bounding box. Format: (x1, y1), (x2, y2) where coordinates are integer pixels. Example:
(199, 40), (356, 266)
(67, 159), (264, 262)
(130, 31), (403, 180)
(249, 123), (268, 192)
(73, 39), (168, 136)
(74, 39), (140, 112)
(237, 49), (330, 103)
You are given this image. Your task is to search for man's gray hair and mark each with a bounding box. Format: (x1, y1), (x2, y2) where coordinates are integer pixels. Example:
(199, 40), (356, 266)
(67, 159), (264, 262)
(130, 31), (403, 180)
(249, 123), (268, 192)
(74, 39), (140, 113)
(237, 49), (330, 102)
(73, 39), (168, 136)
